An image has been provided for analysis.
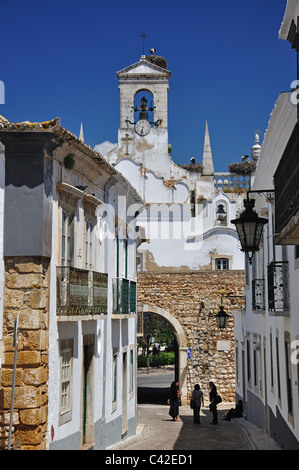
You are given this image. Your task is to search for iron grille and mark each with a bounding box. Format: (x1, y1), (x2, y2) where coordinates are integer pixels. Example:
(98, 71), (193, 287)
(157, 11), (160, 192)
(252, 279), (265, 310)
(57, 267), (108, 315)
(267, 261), (289, 312)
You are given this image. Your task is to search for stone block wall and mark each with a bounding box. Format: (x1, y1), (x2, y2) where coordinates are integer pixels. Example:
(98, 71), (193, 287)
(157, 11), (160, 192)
(137, 271), (245, 402)
(0, 257), (49, 450)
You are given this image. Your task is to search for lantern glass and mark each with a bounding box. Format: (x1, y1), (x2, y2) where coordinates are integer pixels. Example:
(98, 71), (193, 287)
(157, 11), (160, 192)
(231, 198), (268, 257)
(215, 306), (229, 329)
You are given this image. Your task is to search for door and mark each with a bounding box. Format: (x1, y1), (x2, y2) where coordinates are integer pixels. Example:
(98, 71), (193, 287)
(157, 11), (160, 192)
(82, 337), (94, 448)
(122, 352), (128, 435)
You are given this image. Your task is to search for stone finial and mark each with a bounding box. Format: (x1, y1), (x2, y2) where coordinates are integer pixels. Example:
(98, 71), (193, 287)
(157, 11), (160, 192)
(251, 133), (261, 162)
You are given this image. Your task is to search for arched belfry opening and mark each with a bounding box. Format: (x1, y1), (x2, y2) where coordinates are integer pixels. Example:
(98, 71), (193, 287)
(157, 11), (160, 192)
(140, 304), (188, 404)
(134, 90), (154, 125)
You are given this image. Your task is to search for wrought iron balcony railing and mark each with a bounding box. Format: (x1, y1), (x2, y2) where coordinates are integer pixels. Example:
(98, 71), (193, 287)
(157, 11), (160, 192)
(113, 278), (137, 314)
(57, 266), (108, 316)
(252, 279), (265, 311)
(267, 261), (289, 313)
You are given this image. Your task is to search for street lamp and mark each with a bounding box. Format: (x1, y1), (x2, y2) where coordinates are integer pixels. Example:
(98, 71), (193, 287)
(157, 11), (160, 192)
(215, 305), (230, 329)
(231, 196), (269, 264)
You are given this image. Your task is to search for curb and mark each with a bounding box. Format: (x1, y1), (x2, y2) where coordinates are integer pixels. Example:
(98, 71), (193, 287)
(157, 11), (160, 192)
(106, 424), (148, 450)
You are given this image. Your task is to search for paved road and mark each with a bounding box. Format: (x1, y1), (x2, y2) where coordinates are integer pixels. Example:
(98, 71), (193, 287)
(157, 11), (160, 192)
(112, 403), (281, 451)
(137, 371), (174, 404)
(110, 368), (281, 452)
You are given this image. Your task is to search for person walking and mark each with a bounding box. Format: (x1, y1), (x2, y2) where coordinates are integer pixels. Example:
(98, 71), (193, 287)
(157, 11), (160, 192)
(169, 381), (181, 421)
(209, 381), (218, 424)
(191, 384), (204, 424)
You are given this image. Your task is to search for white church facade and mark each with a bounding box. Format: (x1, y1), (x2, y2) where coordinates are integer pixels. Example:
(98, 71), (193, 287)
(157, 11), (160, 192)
(97, 54), (256, 273)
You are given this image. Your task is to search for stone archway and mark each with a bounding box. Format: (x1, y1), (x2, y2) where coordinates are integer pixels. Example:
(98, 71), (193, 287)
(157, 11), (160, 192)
(142, 303), (188, 404)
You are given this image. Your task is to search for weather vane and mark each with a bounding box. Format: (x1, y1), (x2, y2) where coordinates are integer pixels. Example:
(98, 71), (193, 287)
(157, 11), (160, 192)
(140, 32), (147, 55)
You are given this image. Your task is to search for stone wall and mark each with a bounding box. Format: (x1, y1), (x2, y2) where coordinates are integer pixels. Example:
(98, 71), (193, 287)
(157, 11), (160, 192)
(137, 271), (245, 402)
(0, 257), (49, 450)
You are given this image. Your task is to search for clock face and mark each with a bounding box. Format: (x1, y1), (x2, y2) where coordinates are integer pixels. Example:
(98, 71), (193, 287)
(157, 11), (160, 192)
(135, 119), (151, 136)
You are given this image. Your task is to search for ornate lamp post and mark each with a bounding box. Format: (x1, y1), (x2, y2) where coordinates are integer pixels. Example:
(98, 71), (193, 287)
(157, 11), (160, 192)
(231, 195), (269, 264)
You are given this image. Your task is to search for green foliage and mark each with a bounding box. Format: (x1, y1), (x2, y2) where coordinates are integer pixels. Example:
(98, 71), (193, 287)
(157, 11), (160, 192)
(139, 313), (174, 351)
(64, 153), (75, 170)
(138, 351), (175, 368)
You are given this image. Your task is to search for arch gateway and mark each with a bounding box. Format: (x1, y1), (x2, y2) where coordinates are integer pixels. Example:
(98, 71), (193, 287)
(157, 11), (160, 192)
(138, 271), (245, 404)
(142, 303), (189, 402)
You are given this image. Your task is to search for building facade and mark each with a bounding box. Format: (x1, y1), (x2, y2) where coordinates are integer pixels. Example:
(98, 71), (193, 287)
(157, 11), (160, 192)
(234, 0), (299, 449)
(0, 116), (144, 449)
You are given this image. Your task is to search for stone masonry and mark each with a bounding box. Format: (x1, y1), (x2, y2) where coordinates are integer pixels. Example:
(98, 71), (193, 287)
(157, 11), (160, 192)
(137, 271), (245, 402)
(0, 257), (49, 450)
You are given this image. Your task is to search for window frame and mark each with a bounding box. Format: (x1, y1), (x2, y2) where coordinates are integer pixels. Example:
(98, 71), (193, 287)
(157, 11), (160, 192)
(59, 339), (73, 425)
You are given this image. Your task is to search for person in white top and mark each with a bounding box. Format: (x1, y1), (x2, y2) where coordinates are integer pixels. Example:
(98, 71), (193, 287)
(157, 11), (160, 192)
(191, 384), (204, 424)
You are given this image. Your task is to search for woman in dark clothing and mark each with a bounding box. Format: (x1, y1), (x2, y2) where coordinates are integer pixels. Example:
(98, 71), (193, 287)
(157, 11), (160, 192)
(169, 381), (181, 421)
(223, 400), (243, 421)
(209, 381), (218, 424)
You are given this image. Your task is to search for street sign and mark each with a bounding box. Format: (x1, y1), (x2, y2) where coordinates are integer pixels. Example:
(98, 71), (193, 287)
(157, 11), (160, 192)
(187, 347), (192, 359)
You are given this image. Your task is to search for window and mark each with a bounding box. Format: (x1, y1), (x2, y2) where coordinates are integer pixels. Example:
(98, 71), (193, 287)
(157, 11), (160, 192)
(276, 335), (281, 402)
(85, 218), (96, 271)
(270, 332), (274, 389)
(129, 347), (134, 395)
(284, 332), (293, 418)
(61, 209), (75, 266)
(215, 258), (229, 270)
(59, 339), (73, 424)
(246, 338), (251, 385)
(112, 349), (118, 410)
(235, 342), (240, 385)
(253, 348), (258, 388)
(124, 238), (128, 278)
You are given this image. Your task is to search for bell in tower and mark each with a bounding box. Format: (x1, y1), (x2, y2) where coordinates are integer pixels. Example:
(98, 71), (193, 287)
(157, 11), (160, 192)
(134, 96), (154, 122)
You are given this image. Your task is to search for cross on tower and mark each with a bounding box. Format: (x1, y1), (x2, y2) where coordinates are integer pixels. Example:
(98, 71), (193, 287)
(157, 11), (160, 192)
(140, 32), (147, 55)
(121, 133), (133, 155)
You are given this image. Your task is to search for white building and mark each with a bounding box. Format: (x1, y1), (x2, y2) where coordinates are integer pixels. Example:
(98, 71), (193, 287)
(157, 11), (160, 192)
(234, 0), (299, 449)
(97, 54), (250, 273)
(0, 116), (144, 450)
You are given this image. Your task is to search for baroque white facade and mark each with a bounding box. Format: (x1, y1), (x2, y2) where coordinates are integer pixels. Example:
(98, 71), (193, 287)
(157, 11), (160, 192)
(97, 55), (250, 273)
(234, 0), (299, 450)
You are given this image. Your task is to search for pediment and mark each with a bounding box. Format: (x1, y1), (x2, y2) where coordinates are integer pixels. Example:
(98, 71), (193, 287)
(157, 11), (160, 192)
(117, 59), (171, 78)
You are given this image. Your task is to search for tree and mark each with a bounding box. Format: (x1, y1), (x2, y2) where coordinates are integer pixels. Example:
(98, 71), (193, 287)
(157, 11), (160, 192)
(139, 313), (174, 373)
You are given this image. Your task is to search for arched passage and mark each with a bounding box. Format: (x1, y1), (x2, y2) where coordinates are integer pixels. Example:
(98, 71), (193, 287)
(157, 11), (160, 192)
(142, 304), (188, 404)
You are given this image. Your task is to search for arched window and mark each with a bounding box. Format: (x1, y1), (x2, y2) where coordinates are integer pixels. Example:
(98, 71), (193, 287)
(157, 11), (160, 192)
(134, 90), (154, 124)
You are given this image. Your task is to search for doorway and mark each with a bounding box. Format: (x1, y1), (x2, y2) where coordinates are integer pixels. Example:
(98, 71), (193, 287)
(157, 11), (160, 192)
(138, 304), (188, 404)
(122, 351), (128, 435)
(81, 336), (94, 449)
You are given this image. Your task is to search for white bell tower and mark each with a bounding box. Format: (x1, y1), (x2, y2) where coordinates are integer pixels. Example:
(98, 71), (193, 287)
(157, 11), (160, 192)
(111, 54), (171, 174)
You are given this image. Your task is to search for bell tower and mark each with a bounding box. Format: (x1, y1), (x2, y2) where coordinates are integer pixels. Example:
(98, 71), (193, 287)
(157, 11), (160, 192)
(114, 54), (171, 169)
(117, 54), (171, 131)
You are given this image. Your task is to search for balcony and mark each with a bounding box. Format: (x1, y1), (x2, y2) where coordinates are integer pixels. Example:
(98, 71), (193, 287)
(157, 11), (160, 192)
(113, 278), (137, 314)
(252, 279), (265, 311)
(57, 267), (108, 317)
(274, 121), (299, 245)
(267, 261), (289, 315)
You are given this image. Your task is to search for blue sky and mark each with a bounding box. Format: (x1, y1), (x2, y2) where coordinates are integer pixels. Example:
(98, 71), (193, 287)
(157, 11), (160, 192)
(0, 0), (294, 171)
